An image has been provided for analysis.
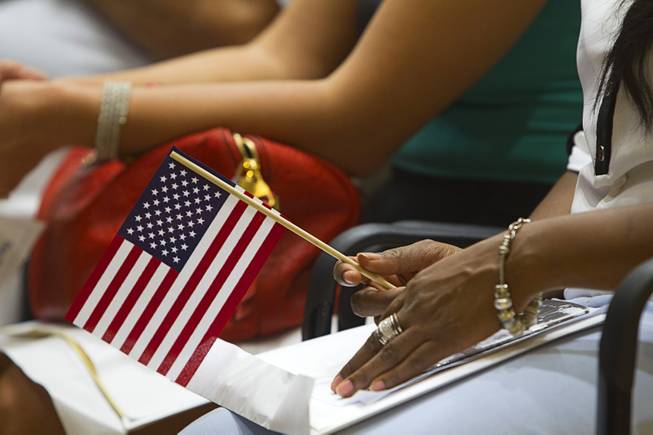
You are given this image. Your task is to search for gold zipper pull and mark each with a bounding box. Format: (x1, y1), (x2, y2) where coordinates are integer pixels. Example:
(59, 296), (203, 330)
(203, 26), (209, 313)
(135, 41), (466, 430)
(233, 133), (279, 210)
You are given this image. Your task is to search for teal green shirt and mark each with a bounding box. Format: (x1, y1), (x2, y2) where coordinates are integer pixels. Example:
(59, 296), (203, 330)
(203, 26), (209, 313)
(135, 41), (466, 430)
(393, 1), (582, 184)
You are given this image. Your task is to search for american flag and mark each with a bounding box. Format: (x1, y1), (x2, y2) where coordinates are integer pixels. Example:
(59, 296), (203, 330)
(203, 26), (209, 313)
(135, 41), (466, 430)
(66, 149), (283, 387)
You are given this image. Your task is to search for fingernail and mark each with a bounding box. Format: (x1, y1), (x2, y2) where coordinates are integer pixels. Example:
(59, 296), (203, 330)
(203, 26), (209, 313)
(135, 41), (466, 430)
(336, 380), (354, 397)
(370, 379), (385, 391)
(330, 375), (343, 392)
(359, 253), (381, 261)
(342, 271), (356, 285)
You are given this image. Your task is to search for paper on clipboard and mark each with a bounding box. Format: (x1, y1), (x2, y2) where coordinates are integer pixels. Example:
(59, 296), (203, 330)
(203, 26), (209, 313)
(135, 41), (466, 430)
(313, 299), (592, 407)
(257, 300), (604, 434)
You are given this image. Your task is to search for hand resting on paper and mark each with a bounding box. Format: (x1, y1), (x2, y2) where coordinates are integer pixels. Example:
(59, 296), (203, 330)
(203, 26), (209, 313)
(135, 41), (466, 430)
(331, 203), (653, 398)
(330, 235), (535, 398)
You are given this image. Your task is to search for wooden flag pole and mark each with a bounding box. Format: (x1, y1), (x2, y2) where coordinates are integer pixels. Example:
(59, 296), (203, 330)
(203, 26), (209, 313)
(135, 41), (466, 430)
(170, 151), (396, 290)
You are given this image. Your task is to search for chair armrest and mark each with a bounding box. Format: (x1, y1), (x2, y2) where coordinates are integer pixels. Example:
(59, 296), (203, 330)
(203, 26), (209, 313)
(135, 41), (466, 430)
(302, 221), (501, 340)
(597, 257), (653, 435)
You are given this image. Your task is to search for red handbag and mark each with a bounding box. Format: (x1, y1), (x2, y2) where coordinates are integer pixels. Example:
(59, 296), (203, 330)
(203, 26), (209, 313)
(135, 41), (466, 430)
(28, 129), (360, 342)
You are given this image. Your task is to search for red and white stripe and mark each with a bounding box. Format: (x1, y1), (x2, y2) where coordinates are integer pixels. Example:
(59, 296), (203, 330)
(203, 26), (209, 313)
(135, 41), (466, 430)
(66, 192), (283, 386)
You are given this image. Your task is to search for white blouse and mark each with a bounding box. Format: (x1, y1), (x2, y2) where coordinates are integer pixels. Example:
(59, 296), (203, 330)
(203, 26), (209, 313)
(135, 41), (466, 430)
(566, 0), (653, 299)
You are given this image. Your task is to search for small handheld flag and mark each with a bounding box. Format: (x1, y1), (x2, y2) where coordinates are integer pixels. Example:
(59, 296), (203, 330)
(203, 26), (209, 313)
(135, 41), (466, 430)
(66, 149), (285, 385)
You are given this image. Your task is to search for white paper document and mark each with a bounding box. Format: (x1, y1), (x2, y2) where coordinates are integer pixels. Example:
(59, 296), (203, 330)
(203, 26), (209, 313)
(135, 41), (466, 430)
(308, 301), (589, 407)
(257, 300), (604, 434)
(0, 322), (208, 435)
(0, 216), (44, 325)
(0, 216), (43, 286)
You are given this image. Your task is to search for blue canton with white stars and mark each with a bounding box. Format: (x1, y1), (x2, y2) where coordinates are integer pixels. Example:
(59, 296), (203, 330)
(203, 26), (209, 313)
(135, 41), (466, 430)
(119, 153), (230, 271)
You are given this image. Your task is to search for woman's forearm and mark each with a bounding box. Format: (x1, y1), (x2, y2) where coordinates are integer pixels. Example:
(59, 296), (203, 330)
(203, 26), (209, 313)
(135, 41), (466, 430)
(529, 171), (578, 220)
(68, 80), (382, 175)
(64, 45), (288, 86)
(124, 81), (332, 151)
(510, 202), (653, 305)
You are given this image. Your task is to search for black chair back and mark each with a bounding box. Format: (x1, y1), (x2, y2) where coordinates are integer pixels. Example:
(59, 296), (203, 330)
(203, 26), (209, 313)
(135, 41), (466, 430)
(598, 257), (653, 435)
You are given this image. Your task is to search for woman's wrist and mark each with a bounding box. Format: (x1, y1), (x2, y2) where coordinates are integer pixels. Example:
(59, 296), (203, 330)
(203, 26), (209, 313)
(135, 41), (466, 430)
(53, 82), (102, 148)
(504, 220), (553, 311)
(8, 81), (103, 150)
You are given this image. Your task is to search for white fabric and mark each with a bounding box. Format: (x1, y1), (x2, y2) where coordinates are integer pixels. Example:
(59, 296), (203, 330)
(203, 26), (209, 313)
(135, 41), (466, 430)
(565, 0), (653, 299)
(566, 130), (593, 173)
(0, 0), (149, 77)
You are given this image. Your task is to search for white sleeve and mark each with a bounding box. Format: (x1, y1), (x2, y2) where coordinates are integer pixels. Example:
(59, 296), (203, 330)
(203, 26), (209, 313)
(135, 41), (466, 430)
(567, 130), (593, 173)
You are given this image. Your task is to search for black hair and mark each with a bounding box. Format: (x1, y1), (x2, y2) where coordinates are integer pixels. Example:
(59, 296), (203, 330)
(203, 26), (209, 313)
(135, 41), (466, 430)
(596, 0), (653, 129)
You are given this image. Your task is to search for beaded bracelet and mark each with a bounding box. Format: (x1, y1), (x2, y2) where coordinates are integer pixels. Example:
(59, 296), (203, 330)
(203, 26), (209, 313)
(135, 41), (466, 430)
(94, 81), (132, 163)
(493, 217), (542, 335)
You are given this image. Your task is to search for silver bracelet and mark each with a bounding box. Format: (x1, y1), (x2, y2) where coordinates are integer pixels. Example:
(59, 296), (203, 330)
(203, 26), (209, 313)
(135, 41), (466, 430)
(493, 217), (542, 335)
(94, 81), (132, 163)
